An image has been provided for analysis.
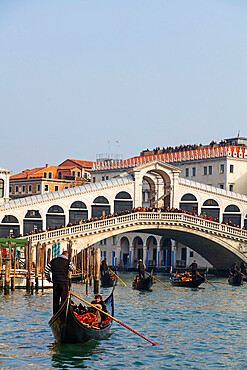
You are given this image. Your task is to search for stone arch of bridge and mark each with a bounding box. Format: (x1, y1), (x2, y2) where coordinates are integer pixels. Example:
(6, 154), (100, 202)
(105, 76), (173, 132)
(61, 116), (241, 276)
(74, 223), (246, 270)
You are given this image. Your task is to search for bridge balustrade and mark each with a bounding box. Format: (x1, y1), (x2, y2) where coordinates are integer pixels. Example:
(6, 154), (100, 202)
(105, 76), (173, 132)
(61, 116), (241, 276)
(23, 212), (247, 243)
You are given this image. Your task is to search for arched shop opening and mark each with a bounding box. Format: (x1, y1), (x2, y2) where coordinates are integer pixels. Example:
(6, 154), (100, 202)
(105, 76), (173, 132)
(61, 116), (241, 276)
(23, 210), (43, 235)
(91, 196), (110, 218)
(223, 205), (241, 227)
(0, 215), (20, 237)
(179, 194), (198, 213)
(114, 191), (133, 213)
(161, 238), (171, 268)
(69, 201), (88, 224)
(201, 199), (220, 221)
(46, 205), (65, 229)
(133, 236), (144, 263)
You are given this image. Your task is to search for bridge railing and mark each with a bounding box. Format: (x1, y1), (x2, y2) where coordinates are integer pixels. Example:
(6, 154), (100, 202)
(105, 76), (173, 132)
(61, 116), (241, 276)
(24, 212), (247, 243)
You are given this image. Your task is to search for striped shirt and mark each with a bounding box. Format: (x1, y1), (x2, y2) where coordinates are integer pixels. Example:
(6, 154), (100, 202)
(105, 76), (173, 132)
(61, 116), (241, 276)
(45, 254), (75, 282)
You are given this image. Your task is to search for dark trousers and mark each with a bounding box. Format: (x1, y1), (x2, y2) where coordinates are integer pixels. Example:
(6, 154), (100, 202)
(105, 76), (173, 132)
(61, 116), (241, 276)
(192, 271), (197, 280)
(53, 282), (69, 315)
(139, 272), (145, 280)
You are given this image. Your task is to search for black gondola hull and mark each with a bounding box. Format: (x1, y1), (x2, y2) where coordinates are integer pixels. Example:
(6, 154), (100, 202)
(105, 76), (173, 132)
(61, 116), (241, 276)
(49, 292), (114, 344)
(132, 275), (153, 290)
(228, 273), (243, 286)
(170, 274), (205, 288)
(101, 273), (117, 287)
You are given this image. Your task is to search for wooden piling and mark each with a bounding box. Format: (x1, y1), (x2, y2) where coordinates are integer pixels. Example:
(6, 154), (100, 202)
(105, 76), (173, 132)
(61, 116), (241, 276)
(8, 240), (12, 268)
(94, 248), (101, 294)
(92, 247), (95, 284)
(35, 242), (41, 292)
(86, 246), (89, 294)
(26, 240), (32, 293)
(4, 259), (10, 295)
(40, 244), (45, 292)
(12, 243), (17, 291)
(89, 247), (92, 286)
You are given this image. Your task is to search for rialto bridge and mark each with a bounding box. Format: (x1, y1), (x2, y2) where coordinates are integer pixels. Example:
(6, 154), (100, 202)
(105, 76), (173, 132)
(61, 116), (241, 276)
(1, 161), (247, 269)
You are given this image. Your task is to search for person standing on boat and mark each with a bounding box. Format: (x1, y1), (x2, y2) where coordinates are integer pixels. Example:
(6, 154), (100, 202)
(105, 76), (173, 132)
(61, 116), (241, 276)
(100, 258), (108, 276)
(138, 259), (145, 280)
(45, 251), (75, 314)
(189, 260), (198, 280)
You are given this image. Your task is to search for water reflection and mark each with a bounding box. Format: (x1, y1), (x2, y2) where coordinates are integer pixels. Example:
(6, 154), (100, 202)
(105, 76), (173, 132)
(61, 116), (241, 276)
(50, 341), (100, 369)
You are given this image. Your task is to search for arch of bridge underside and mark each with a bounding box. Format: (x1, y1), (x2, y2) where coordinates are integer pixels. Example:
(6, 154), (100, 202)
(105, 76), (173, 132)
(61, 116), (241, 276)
(81, 227), (245, 269)
(32, 221), (247, 270)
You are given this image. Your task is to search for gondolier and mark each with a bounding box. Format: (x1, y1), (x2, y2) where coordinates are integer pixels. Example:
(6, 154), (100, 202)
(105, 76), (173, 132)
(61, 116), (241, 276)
(189, 260), (198, 280)
(45, 251), (75, 314)
(137, 259), (145, 280)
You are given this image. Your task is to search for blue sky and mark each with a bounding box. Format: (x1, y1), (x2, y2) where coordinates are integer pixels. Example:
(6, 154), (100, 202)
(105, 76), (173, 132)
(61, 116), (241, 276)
(1, 0), (247, 173)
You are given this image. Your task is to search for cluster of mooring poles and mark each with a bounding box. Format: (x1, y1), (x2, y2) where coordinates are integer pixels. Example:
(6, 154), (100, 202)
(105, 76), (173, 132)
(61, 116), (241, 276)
(0, 238), (101, 296)
(68, 241), (101, 294)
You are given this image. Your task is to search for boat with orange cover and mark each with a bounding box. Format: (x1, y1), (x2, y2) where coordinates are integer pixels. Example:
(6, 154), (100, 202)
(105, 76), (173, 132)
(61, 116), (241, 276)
(49, 289), (114, 344)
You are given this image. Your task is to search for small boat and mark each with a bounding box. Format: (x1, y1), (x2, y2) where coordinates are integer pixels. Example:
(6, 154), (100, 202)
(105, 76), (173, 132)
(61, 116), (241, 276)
(71, 273), (82, 282)
(49, 289), (114, 344)
(132, 272), (153, 291)
(170, 273), (205, 288)
(101, 272), (117, 287)
(228, 272), (243, 286)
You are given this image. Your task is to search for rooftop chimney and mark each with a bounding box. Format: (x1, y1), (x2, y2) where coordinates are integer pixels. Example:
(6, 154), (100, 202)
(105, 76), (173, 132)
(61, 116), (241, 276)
(46, 164), (48, 168)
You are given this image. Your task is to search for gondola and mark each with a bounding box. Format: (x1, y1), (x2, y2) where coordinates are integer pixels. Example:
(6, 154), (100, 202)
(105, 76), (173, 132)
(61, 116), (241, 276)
(228, 272), (243, 286)
(132, 271), (153, 291)
(170, 273), (205, 288)
(101, 271), (117, 287)
(71, 273), (82, 282)
(49, 289), (114, 344)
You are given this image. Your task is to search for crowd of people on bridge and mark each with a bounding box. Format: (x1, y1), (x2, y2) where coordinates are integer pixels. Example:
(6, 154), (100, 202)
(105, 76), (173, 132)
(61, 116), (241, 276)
(141, 140), (232, 156)
(20, 204), (246, 237)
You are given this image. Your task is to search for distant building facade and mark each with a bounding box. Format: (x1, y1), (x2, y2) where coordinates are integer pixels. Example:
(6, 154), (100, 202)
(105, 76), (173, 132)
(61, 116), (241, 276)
(9, 159), (93, 200)
(0, 167), (12, 206)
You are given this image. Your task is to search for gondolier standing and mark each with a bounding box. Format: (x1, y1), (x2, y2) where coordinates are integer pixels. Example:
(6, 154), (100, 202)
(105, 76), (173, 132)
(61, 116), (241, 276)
(45, 251), (75, 314)
(137, 259), (145, 280)
(189, 260), (198, 280)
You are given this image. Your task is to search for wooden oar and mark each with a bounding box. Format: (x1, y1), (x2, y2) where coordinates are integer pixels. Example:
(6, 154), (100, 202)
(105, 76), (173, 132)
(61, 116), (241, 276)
(145, 271), (172, 290)
(197, 271), (216, 288)
(70, 292), (158, 346)
(108, 268), (127, 287)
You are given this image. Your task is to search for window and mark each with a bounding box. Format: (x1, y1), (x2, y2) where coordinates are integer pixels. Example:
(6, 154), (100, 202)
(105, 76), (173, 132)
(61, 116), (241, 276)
(9, 186), (12, 193)
(230, 165), (234, 173)
(15, 186), (18, 193)
(203, 166), (207, 175)
(44, 184), (49, 192)
(55, 185), (59, 191)
(102, 176), (105, 181)
(93, 177), (96, 183)
(77, 172), (80, 177)
(192, 167), (196, 177)
(190, 251), (194, 257)
(22, 185), (25, 193)
(185, 168), (189, 177)
(106, 176), (109, 180)
(220, 164), (224, 174)
(72, 171), (75, 177)
(0, 180), (4, 197)
(229, 185), (234, 192)
(64, 186), (69, 189)
(209, 166), (212, 175)
(58, 172), (62, 179)
(219, 184), (224, 189)
(37, 184), (40, 192)
(28, 185), (32, 193)
(48, 172), (52, 179)
(43, 172), (47, 178)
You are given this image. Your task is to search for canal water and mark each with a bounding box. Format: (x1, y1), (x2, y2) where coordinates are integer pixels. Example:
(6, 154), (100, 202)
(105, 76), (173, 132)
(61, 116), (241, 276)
(0, 273), (247, 369)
